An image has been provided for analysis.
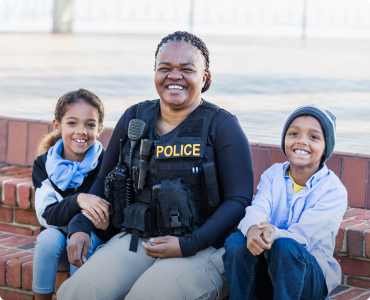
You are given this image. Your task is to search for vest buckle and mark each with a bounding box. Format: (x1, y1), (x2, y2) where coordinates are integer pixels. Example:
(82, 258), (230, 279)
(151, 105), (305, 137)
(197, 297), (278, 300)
(169, 206), (182, 228)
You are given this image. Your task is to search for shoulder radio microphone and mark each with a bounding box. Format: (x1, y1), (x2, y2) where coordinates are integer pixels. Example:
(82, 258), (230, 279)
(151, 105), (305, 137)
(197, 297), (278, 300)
(127, 119), (148, 174)
(137, 139), (154, 190)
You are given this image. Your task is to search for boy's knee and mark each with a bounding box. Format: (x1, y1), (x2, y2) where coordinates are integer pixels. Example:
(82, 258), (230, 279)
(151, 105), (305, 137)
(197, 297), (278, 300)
(271, 238), (301, 258)
(224, 231), (248, 255)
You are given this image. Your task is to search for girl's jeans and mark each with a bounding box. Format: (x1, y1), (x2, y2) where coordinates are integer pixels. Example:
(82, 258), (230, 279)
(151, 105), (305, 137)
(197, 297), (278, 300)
(222, 231), (328, 300)
(32, 228), (103, 294)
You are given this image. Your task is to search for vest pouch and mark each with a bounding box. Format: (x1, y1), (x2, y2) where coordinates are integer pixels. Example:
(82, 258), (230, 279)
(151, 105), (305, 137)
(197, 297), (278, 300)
(203, 161), (220, 209)
(158, 178), (199, 235)
(122, 203), (155, 237)
(110, 179), (127, 228)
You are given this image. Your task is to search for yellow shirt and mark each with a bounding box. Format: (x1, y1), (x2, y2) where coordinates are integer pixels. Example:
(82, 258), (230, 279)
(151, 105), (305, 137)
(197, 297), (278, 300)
(288, 170), (306, 194)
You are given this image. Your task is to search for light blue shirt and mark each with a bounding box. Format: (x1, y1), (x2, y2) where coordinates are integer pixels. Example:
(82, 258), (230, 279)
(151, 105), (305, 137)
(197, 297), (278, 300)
(238, 162), (347, 297)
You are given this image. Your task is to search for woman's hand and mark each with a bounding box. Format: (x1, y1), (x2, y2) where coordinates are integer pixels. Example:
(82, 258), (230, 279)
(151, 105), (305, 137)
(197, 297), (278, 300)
(82, 209), (110, 231)
(142, 236), (182, 259)
(77, 193), (110, 223)
(67, 232), (91, 267)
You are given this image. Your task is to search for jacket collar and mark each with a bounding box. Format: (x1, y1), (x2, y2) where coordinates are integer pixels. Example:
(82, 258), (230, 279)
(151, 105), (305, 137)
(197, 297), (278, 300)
(283, 161), (329, 189)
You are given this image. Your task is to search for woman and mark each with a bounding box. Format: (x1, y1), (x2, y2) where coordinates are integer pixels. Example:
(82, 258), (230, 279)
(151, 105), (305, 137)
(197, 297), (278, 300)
(57, 31), (254, 300)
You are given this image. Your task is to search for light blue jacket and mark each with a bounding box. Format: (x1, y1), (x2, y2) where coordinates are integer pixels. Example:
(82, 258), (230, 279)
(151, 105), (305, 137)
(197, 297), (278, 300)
(238, 162), (347, 296)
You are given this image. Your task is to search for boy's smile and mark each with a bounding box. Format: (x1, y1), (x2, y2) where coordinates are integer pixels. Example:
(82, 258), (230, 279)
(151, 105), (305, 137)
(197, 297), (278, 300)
(285, 116), (326, 183)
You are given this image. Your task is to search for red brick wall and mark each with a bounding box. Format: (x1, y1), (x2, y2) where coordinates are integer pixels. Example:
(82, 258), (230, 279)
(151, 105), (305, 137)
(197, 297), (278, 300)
(0, 116), (113, 167)
(250, 143), (370, 209)
(0, 116), (369, 209)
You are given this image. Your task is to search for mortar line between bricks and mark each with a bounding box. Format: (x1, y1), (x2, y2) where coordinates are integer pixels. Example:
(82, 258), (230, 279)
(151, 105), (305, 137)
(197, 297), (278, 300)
(0, 220), (40, 230)
(16, 181), (32, 206)
(5, 254), (33, 286)
(343, 274), (348, 285)
(344, 255), (370, 262)
(347, 274), (370, 281)
(0, 166), (16, 171)
(363, 230), (366, 258)
(343, 220), (368, 252)
(1, 177), (30, 202)
(353, 291), (370, 300)
(331, 286), (357, 298)
(0, 284), (34, 295)
(0, 248), (32, 255)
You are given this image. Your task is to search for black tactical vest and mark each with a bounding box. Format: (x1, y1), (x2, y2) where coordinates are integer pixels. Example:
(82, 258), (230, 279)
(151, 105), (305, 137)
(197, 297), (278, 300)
(105, 99), (221, 251)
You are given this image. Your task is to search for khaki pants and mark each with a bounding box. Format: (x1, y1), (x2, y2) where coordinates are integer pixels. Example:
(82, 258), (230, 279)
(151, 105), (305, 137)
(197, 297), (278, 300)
(57, 233), (228, 300)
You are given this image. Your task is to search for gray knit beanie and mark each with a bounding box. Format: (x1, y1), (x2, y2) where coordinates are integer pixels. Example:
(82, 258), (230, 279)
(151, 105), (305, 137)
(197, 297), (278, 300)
(281, 105), (336, 165)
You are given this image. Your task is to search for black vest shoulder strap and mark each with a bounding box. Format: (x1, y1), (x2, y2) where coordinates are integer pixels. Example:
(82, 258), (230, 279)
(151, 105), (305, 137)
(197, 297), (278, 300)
(135, 99), (220, 150)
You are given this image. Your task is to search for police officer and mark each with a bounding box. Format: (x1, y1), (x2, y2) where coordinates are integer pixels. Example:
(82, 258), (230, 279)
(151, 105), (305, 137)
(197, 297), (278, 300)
(58, 31), (254, 300)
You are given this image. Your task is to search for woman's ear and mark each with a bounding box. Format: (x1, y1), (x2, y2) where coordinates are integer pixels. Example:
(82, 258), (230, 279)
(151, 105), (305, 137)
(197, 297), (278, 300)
(52, 119), (60, 133)
(202, 71), (210, 88)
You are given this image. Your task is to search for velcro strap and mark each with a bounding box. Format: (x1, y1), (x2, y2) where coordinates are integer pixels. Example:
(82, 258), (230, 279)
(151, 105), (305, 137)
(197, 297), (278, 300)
(173, 227), (181, 235)
(129, 229), (140, 252)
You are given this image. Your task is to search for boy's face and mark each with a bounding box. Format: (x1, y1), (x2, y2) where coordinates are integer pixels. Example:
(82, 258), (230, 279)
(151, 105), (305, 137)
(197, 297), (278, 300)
(285, 116), (326, 171)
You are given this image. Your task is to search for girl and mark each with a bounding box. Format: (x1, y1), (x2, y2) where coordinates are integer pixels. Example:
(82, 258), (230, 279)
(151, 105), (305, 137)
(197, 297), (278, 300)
(32, 89), (110, 300)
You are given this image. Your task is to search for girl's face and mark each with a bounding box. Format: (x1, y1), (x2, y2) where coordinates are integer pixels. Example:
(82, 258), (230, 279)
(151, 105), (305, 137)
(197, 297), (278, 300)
(154, 41), (207, 110)
(52, 101), (103, 162)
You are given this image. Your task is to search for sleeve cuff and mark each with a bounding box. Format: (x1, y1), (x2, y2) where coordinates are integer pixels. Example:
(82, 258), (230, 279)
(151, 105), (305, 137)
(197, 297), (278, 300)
(178, 236), (194, 257)
(238, 222), (258, 238)
(273, 225), (284, 240)
(68, 193), (81, 215)
(272, 225), (307, 247)
(94, 221), (119, 242)
(68, 213), (94, 238)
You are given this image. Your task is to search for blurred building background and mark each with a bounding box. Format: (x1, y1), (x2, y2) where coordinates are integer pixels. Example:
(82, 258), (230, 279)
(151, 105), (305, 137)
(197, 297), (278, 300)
(1, 0), (370, 38)
(0, 0), (369, 154)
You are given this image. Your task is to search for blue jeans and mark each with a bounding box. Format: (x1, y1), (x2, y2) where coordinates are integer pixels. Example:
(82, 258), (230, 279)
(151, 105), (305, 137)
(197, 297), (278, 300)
(222, 231), (328, 300)
(32, 228), (103, 294)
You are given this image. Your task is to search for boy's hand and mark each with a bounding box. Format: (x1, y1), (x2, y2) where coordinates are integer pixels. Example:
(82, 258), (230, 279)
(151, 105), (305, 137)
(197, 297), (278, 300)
(258, 222), (276, 245)
(247, 224), (273, 256)
(77, 193), (110, 223)
(82, 209), (110, 231)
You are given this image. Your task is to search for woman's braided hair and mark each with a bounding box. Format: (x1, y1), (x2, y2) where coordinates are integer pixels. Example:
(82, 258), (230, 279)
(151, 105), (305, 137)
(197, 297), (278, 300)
(37, 89), (104, 155)
(154, 31), (212, 93)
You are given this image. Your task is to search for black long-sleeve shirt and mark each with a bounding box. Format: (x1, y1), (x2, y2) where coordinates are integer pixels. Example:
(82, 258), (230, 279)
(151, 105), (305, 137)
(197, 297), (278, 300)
(68, 101), (254, 256)
(32, 150), (105, 232)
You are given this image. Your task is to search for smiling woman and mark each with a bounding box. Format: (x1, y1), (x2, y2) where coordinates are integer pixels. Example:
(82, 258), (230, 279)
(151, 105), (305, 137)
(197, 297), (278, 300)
(57, 32), (254, 300)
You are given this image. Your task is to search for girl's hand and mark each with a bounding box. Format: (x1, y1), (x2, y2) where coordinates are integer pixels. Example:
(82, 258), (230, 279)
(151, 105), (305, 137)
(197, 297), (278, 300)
(77, 193), (110, 223)
(82, 209), (110, 231)
(142, 236), (182, 259)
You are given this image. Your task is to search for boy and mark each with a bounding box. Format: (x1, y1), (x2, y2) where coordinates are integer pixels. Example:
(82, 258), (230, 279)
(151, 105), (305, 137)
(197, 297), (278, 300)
(223, 105), (347, 300)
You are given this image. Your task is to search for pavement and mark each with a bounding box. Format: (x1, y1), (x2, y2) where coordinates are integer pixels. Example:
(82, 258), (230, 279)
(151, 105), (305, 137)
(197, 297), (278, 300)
(0, 33), (369, 154)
